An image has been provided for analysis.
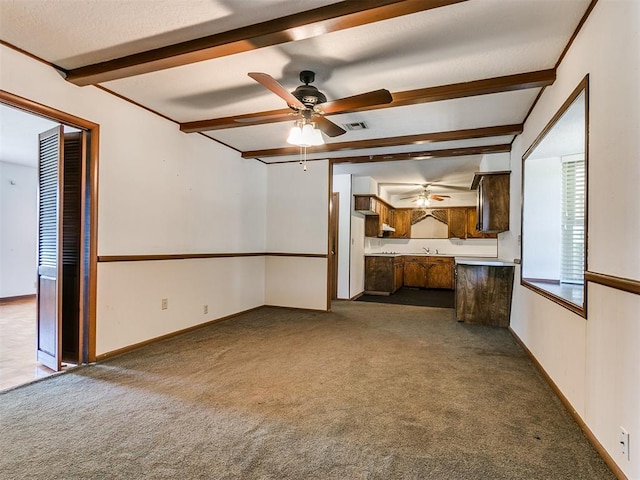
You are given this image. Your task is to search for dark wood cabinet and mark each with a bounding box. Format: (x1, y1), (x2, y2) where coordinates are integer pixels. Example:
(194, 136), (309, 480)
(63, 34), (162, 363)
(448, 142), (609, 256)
(401, 255), (454, 289)
(355, 195), (396, 238)
(466, 207), (498, 239)
(365, 256), (404, 294)
(447, 208), (467, 239)
(455, 263), (515, 327)
(403, 256), (428, 288)
(390, 209), (411, 238)
(471, 172), (510, 233)
(427, 257), (454, 289)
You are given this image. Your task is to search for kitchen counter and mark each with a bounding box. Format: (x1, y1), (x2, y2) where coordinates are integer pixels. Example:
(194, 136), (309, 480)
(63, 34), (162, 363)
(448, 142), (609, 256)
(454, 257), (515, 266)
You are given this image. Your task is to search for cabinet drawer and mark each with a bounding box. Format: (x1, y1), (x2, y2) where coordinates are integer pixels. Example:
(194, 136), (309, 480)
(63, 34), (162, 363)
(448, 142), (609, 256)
(429, 256), (454, 264)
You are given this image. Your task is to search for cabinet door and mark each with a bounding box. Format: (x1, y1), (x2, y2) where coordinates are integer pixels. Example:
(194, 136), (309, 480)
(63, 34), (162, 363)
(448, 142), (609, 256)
(427, 261), (454, 289)
(365, 257), (394, 292)
(391, 209), (411, 238)
(448, 208), (467, 239)
(393, 262), (404, 292)
(467, 207), (496, 239)
(403, 261), (427, 287)
(478, 175), (510, 232)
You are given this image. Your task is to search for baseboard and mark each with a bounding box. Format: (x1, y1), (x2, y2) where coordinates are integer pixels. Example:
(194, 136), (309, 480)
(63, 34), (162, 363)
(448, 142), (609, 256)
(0, 294), (36, 304)
(350, 291), (364, 301)
(508, 327), (627, 480)
(95, 306), (264, 361)
(264, 304), (328, 313)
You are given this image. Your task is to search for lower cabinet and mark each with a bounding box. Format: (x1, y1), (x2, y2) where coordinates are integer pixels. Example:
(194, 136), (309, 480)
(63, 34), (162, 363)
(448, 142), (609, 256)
(364, 256), (404, 294)
(402, 256), (454, 290)
(455, 264), (515, 327)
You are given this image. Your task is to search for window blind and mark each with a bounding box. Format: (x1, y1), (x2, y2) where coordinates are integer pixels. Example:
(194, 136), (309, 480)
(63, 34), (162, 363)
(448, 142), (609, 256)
(561, 156), (585, 284)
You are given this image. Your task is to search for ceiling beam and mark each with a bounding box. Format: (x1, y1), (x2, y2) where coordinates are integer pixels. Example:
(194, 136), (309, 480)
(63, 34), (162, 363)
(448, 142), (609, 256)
(64, 0), (466, 86)
(180, 69), (555, 133)
(330, 144), (512, 164)
(241, 124), (522, 158)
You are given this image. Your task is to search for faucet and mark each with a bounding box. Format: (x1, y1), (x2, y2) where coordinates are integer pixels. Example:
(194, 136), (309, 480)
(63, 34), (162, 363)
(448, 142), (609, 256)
(435, 248), (439, 255)
(422, 247), (430, 254)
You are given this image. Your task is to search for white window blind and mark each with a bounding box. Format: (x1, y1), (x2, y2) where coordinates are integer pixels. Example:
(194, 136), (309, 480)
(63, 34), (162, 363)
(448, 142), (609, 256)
(561, 155), (585, 284)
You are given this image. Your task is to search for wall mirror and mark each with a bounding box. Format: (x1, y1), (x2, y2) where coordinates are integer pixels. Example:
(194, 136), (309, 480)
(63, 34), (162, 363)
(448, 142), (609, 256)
(521, 77), (588, 316)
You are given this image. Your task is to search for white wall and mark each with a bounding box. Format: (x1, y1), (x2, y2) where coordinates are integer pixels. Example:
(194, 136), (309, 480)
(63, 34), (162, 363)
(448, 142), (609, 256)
(0, 162), (37, 297)
(521, 156), (562, 280)
(333, 174), (351, 299)
(366, 237), (499, 258)
(505, 1), (640, 477)
(265, 160), (328, 310)
(1, 44), (268, 355)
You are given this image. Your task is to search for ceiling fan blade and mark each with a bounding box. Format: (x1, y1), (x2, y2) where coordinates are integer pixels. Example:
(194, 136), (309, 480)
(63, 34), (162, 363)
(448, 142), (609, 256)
(430, 195), (451, 201)
(399, 195), (416, 200)
(315, 116), (347, 137)
(315, 89), (393, 115)
(248, 72), (305, 109)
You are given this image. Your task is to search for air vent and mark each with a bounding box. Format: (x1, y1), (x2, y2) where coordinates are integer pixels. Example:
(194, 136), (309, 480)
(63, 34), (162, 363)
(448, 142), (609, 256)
(343, 121), (368, 131)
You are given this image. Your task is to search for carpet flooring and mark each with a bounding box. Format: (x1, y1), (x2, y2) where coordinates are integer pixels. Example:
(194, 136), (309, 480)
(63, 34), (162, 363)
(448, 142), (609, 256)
(357, 288), (455, 308)
(0, 302), (613, 479)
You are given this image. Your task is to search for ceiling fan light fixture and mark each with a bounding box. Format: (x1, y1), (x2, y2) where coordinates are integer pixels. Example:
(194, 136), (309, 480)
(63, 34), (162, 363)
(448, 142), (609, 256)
(287, 121), (324, 147)
(416, 194), (430, 208)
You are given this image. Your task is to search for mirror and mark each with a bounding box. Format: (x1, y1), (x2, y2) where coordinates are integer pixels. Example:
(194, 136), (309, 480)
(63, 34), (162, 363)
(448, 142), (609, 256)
(521, 77), (588, 315)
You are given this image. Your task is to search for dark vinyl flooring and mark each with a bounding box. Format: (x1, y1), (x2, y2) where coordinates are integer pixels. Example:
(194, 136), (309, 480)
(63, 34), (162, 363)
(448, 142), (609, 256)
(356, 287), (455, 308)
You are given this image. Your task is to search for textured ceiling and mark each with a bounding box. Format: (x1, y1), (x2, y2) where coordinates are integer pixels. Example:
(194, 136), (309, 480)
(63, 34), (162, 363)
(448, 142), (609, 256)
(0, 0), (593, 192)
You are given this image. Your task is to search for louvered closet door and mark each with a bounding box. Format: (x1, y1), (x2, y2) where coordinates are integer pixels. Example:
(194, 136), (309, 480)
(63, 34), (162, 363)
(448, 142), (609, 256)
(37, 126), (64, 371)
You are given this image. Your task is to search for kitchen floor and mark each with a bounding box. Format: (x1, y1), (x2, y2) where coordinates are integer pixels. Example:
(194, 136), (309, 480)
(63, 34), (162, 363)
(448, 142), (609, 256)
(356, 287), (455, 308)
(0, 297), (56, 391)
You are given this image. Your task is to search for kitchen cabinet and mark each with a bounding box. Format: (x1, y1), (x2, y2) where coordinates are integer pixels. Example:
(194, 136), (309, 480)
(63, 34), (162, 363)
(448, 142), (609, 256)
(447, 208), (467, 239)
(402, 255), (454, 289)
(403, 256), (428, 288)
(471, 172), (510, 233)
(466, 208), (498, 239)
(364, 256), (404, 294)
(390, 209), (411, 238)
(355, 195), (396, 238)
(455, 262), (515, 327)
(427, 257), (455, 289)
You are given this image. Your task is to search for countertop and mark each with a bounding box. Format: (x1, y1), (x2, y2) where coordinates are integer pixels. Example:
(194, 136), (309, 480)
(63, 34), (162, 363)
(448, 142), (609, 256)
(364, 253), (515, 266)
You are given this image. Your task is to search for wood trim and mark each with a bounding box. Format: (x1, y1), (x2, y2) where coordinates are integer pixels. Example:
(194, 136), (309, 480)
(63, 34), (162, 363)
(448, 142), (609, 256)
(180, 69), (555, 133)
(520, 280), (586, 318)
(330, 144), (512, 164)
(327, 165), (334, 311)
(523, 77), (588, 161)
(93, 85), (178, 124)
(65, 0), (466, 86)
(508, 327), (627, 480)
(97, 252), (327, 262)
(242, 124), (522, 158)
(585, 271), (640, 296)
(0, 294), (36, 304)
(555, 0), (599, 70)
(470, 170), (511, 190)
(0, 40), (59, 69)
(0, 90), (99, 130)
(1, 90), (100, 364)
(95, 306), (263, 361)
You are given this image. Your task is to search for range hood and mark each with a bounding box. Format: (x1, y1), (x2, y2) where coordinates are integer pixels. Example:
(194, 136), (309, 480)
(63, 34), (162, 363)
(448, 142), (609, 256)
(381, 223), (396, 232)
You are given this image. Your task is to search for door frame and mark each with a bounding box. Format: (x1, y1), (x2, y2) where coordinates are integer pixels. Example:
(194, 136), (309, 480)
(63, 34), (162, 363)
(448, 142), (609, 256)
(1, 90), (99, 363)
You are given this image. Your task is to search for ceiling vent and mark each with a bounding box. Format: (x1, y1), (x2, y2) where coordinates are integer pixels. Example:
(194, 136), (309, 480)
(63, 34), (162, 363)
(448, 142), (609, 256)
(343, 121), (368, 131)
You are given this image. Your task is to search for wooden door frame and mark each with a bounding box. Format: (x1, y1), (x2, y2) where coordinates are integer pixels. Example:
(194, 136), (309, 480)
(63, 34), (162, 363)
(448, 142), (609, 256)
(1, 90), (99, 363)
(330, 192), (340, 300)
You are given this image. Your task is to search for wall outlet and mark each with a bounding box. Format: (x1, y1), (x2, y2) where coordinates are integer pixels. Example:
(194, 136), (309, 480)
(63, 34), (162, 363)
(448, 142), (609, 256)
(620, 427), (629, 460)
(203, 305), (208, 315)
(161, 298), (168, 310)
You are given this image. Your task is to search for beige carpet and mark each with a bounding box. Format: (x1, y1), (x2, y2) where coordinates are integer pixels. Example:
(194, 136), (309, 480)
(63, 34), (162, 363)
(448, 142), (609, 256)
(0, 302), (613, 479)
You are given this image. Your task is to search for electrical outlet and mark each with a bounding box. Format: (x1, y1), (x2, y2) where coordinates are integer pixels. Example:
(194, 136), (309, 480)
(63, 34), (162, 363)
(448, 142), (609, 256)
(161, 298), (168, 310)
(203, 305), (208, 315)
(620, 427), (630, 460)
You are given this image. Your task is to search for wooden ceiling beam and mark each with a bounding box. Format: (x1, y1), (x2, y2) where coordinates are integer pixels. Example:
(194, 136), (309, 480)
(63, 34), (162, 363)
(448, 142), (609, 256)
(241, 124), (522, 158)
(180, 69), (555, 133)
(64, 0), (466, 86)
(330, 144), (512, 164)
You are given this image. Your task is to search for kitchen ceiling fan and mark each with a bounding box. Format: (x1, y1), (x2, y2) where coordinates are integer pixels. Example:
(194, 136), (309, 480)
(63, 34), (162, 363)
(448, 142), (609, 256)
(380, 182), (469, 207)
(245, 70), (393, 145)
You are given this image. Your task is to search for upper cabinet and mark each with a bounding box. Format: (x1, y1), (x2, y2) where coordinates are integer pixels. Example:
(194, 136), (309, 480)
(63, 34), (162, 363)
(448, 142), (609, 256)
(471, 171), (510, 233)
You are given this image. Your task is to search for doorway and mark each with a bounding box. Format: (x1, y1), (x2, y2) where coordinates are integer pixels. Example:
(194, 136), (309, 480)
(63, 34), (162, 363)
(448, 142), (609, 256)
(0, 91), (98, 386)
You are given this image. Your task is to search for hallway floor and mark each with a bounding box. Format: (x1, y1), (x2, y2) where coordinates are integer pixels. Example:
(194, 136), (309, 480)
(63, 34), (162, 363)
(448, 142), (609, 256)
(0, 297), (55, 391)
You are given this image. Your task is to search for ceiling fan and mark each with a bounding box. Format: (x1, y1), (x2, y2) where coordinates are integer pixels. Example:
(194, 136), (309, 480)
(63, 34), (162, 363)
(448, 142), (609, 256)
(245, 70), (393, 145)
(380, 182), (469, 207)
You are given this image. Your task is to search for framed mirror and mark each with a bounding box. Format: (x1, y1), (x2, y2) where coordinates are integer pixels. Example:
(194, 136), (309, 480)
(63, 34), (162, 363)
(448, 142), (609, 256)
(521, 76), (588, 316)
